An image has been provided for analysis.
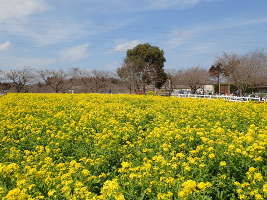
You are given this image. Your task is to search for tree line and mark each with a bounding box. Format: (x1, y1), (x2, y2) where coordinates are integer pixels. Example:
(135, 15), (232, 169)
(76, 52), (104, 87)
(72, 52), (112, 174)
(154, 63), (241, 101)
(0, 68), (127, 94)
(168, 50), (267, 95)
(1, 43), (267, 95)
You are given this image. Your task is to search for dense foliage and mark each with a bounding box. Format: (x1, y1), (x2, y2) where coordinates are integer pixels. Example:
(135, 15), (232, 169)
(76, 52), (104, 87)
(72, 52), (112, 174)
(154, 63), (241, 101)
(118, 43), (167, 92)
(0, 94), (266, 200)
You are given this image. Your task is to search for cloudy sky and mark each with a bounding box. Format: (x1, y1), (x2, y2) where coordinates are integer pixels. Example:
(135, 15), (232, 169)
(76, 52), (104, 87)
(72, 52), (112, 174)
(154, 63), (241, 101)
(0, 0), (266, 70)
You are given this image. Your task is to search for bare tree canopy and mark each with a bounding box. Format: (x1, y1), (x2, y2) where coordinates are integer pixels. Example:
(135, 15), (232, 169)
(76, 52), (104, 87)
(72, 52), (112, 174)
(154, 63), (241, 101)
(217, 50), (267, 95)
(39, 70), (67, 93)
(70, 68), (112, 93)
(176, 67), (209, 94)
(117, 59), (141, 93)
(3, 68), (34, 92)
(241, 50), (267, 86)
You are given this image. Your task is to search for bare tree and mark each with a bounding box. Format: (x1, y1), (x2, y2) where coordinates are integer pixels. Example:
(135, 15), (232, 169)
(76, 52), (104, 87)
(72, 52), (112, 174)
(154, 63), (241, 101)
(180, 67), (209, 94)
(117, 60), (141, 93)
(90, 70), (110, 92)
(217, 53), (247, 95)
(3, 68), (34, 92)
(165, 69), (184, 92)
(39, 70), (67, 93)
(0, 82), (11, 93)
(218, 50), (267, 95)
(209, 63), (224, 93)
(66, 68), (82, 91)
(0, 70), (3, 80)
(241, 50), (267, 87)
(69, 68), (111, 93)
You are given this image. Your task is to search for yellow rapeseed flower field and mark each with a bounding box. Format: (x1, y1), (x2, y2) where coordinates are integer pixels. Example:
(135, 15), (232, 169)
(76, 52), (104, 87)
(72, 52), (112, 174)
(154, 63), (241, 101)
(0, 93), (266, 200)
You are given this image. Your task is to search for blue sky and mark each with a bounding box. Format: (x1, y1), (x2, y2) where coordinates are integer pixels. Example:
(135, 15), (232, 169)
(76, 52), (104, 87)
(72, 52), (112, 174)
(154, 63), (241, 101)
(0, 0), (267, 71)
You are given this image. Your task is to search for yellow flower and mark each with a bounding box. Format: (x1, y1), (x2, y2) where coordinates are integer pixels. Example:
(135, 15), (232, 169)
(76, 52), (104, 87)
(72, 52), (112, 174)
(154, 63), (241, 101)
(115, 193), (125, 200)
(197, 182), (212, 190)
(248, 167), (256, 173)
(208, 153), (215, 159)
(234, 181), (241, 186)
(5, 188), (31, 200)
(199, 163), (206, 168)
(263, 183), (267, 194)
(81, 169), (90, 176)
(255, 194), (263, 200)
(179, 180), (197, 198)
(121, 162), (131, 168)
(184, 165), (191, 171)
(254, 173), (263, 182)
(178, 190), (186, 198)
(238, 194), (247, 200)
(48, 190), (56, 197)
(0, 93), (266, 200)
(157, 192), (173, 200)
(101, 179), (120, 195)
(176, 153), (185, 159)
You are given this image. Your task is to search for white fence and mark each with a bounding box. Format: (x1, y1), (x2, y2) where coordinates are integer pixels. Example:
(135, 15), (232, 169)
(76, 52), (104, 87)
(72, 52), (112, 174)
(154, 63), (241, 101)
(172, 94), (266, 102)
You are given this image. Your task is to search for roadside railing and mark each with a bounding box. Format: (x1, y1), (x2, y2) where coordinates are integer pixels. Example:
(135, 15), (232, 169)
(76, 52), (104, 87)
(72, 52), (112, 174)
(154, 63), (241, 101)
(171, 94), (266, 102)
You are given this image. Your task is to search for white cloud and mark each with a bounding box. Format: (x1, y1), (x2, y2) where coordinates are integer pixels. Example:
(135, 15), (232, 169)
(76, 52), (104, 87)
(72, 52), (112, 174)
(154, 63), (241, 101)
(114, 40), (141, 52)
(59, 44), (90, 62)
(26, 23), (89, 46)
(0, 18), (130, 46)
(146, 0), (207, 9)
(0, 19), (90, 46)
(0, 44), (90, 68)
(0, 1), (90, 46)
(166, 29), (200, 49)
(0, 56), (56, 69)
(86, 0), (213, 13)
(163, 17), (267, 69)
(0, 41), (11, 51)
(166, 17), (267, 50)
(103, 61), (121, 71)
(0, 0), (48, 21)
